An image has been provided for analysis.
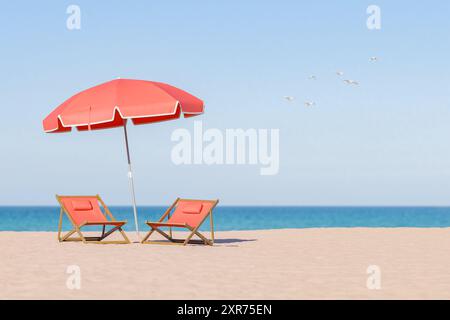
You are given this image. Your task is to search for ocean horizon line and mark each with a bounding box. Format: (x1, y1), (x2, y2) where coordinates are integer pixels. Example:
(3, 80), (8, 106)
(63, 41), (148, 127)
(1, 206), (450, 231)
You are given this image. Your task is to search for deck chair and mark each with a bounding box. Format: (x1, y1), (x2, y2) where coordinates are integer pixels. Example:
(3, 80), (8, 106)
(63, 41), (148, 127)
(56, 195), (130, 244)
(141, 198), (219, 246)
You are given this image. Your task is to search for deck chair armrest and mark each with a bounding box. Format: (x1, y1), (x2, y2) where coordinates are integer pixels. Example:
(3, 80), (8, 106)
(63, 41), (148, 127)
(145, 221), (188, 228)
(80, 221), (127, 227)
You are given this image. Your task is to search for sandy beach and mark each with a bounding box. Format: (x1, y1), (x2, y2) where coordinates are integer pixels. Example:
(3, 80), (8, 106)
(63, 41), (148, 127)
(1, 228), (450, 300)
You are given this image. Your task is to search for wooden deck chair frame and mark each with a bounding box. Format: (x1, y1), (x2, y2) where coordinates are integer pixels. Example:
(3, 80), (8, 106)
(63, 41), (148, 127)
(141, 198), (219, 246)
(56, 195), (131, 244)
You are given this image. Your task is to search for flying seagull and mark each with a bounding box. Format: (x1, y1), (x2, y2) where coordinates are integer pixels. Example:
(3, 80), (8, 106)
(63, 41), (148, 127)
(304, 101), (316, 107)
(343, 79), (359, 85)
(308, 75), (317, 80)
(336, 71), (344, 76)
(283, 96), (295, 102)
(369, 56), (379, 62)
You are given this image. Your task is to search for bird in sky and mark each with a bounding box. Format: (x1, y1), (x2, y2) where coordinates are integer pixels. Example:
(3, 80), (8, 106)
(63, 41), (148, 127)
(336, 71), (344, 76)
(304, 101), (316, 107)
(343, 79), (359, 85)
(369, 56), (379, 62)
(308, 75), (317, 80)
(283, 96), (295, 102)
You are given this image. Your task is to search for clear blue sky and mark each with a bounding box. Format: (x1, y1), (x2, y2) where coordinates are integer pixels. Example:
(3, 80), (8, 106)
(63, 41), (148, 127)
(0, 1), (449, 205)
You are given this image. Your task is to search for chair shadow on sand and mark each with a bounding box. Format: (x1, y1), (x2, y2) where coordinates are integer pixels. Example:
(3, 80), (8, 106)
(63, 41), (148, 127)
(213, 238), (257, 246)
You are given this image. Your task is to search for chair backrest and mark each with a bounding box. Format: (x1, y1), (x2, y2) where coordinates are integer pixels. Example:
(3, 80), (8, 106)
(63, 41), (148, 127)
(167, 199), (217, 228)
(57, 196), (108, 226)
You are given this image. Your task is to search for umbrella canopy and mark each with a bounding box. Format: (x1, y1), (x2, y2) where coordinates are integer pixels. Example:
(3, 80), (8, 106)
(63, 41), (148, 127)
(43, 79), (204, 241)
(43, 78), (203, 132)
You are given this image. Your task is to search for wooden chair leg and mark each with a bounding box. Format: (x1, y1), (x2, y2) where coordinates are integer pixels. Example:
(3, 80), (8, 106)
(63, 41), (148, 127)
(119, 228), (131, 244)
(141, 228), (155, 243)
(57, 208), (85, 243)
(183, 228), (198, 246)
(96, 225), (130, 244)
(76, 227), (87, 243)
(100, 225), (121, 239)
(194, 230), (213, 246)
(92, 225), (130, 244)
(210, 211), (215, 244)
(154, 228), (173, 241)
(142, 227), (175, 244)
(61, 229), (78, 241)
(57, 208), (64, 242)
(101, 225), (106, 239)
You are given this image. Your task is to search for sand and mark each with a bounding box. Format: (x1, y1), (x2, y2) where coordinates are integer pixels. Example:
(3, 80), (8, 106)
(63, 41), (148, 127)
(1, 228), (450, 299)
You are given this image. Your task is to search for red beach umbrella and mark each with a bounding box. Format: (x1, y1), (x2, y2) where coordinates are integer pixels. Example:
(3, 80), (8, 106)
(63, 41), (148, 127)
(43, 79), (204, 240)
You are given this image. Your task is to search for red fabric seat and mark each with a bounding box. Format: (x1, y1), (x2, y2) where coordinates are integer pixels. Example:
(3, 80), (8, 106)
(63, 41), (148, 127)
(60, 196), (108, 226)
(167, 200), (215, 228)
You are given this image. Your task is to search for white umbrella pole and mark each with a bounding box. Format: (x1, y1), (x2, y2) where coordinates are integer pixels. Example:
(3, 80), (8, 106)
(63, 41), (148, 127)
(123, 121), (140, 241)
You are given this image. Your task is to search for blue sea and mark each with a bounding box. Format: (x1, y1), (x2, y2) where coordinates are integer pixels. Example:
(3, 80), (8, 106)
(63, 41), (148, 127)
(1, 206), (450, 231)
